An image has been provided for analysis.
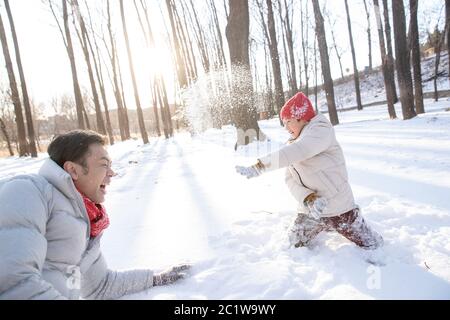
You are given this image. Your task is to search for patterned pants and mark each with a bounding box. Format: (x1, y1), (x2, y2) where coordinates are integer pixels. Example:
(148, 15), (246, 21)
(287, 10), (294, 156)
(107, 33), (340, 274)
(288, 207), (383, 249)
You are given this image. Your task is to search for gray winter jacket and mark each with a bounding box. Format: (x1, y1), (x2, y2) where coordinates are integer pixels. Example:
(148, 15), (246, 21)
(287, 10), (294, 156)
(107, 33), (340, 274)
(259, 113), (356, 217)
(0, 159), (154, 300)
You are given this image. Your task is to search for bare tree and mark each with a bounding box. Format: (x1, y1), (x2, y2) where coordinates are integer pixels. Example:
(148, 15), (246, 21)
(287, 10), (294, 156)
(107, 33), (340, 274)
(209, 0), (228, 71)
(277, 0), (297, 97)
(83, 1), (114, 144)
(313, 33), (318, 111)
(265, 0), (285, 115)
(166, 0), (188, 89)
(226, 0), (264, 147)
(119, 0), (149, 143)
(312, 0), (338, 125)
(0, 117), (14, 156)
(373, 0), (396, 119)
(171, 2), (197, 84)
(382, 0), (398, 103)
(105, 0), (128, 141)
(48, 0), (85, 129)
(363, 0), (373, 71)
(409, 0), (424, 114)
(300, 1), (309, 95)
(115, 47), (130, 137)
(134, 0), (163, 137)
(432, 26), (447, 102)
(447, 0), (450, 83)
(71, 0), (106, 136)
(0, 11), (28, 156)
(4, 0), (38, 157)
(344, 0), (363, 110)
(263, 35), (275, 116)
(324, 9), (345, 80)
(392, 0), (416, 120)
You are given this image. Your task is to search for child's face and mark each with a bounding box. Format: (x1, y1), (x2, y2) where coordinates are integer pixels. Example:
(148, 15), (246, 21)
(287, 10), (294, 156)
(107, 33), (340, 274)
(283, 119), (308, 140)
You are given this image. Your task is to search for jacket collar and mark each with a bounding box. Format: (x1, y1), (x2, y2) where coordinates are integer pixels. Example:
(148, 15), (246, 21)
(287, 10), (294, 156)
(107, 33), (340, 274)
(39, 158), (80, 201)
(39, 158), (91, 238)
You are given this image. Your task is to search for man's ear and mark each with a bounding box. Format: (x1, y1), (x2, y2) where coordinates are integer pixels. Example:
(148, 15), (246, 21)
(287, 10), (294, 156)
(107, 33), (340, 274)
(63, 161), (79, 180)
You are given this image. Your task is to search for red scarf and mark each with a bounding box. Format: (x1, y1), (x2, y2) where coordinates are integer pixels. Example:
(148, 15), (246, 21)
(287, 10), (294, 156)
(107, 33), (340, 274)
(78, 190), (110, 238)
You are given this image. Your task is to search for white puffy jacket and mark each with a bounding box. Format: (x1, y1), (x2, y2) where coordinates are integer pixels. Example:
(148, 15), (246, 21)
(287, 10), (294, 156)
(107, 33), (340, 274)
(259, 113), (356, 217)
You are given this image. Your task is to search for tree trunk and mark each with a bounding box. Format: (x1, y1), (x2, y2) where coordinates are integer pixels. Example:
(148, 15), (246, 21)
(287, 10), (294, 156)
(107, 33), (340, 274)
(154, 79), (169, 139)
(409, 0), (424, 114)
(373, 0), (396, 119)
(0, 12), (27, 156)
(363, 0), (373, 71)
(106, 0), (127, 141)
(151, 85), (162, 137)
(325, 11), (345, 80)
(279, 0), (297, 97)
(183, 0), (210, 73)
(0, 117), (14, 156)
(159, 76), (174, 137)
(392, 0), (416, 120)
(209, 0), (227, 70)
(264, 39), (274, 116)
(166, 0), (188, 89)
(226, 0), (264, 147)
(116, 49), (130, 139)
(172, 2), (197, 83)
(119, 0), (149, 143)
(266, 0), (285, 116)
(72, 0), (106, 136)
(300, 1), (309, 96)
(312, 0), (338, 125)
(446, 0), (450, 84)
(382, 0), (398, 103)
(82, 103), (91, 129)
(433, 28), (446, 102)
(4, 0), (37, 157)
(86, 24), (115, 144)
(62, 0), (85, 129)
(344, 0), (363, 110)
(314, 34), (318, 112)
(136, 0), (162, 137)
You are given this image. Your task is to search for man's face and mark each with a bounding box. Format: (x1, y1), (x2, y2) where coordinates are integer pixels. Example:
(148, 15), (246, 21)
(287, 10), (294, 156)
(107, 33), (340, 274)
(283, 118), (308, 140)
(69, 143), (114, 204)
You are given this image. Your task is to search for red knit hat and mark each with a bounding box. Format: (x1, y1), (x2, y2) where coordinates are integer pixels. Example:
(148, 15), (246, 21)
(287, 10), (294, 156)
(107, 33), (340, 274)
(280, 92), (316, 121)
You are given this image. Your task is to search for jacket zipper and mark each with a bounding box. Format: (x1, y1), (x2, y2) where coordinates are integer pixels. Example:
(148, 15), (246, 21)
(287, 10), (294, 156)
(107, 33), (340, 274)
(292, 166), (310, 190)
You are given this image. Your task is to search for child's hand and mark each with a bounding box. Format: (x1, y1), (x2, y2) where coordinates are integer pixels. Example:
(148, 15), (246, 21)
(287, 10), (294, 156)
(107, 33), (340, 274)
(304, 193), (328, 219)
(235, 160), (265, 179)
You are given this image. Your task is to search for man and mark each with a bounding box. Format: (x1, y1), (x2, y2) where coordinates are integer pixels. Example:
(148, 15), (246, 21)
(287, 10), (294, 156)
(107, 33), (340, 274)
(0, 130), (189, 300)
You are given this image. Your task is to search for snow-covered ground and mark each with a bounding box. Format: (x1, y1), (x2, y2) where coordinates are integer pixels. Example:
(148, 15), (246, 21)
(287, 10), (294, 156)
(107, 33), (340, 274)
(1, 98), (449, 300)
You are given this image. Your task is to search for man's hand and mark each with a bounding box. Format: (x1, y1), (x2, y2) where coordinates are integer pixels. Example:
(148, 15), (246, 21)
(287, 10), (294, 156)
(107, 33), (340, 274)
(153, 264), (191, 286)
(304, 193), (328, 219)
(235, 160), (265, 179)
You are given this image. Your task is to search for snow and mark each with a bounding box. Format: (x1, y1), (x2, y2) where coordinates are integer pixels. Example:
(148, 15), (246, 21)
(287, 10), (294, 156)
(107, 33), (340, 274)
(1, 97), (449, 300)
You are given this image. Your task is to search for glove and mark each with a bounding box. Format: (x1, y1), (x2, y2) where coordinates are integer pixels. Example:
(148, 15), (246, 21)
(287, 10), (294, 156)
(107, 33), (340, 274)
(235, 160), (265, 179)
(153, 264), (191, 286)
(304, 193), (328, 219)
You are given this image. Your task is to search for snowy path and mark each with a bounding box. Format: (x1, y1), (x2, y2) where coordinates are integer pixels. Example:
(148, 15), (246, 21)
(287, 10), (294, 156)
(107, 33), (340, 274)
(102, 100), (450, 299)
(1, 100), (449, 299)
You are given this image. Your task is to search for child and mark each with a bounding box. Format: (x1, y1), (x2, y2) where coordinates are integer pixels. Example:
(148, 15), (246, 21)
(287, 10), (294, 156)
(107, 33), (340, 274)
(236, 92), (383, 249)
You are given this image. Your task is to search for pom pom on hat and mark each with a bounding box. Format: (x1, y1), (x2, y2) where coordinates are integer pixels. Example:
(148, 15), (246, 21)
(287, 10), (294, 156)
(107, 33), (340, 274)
(280, 92), (316, 121)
